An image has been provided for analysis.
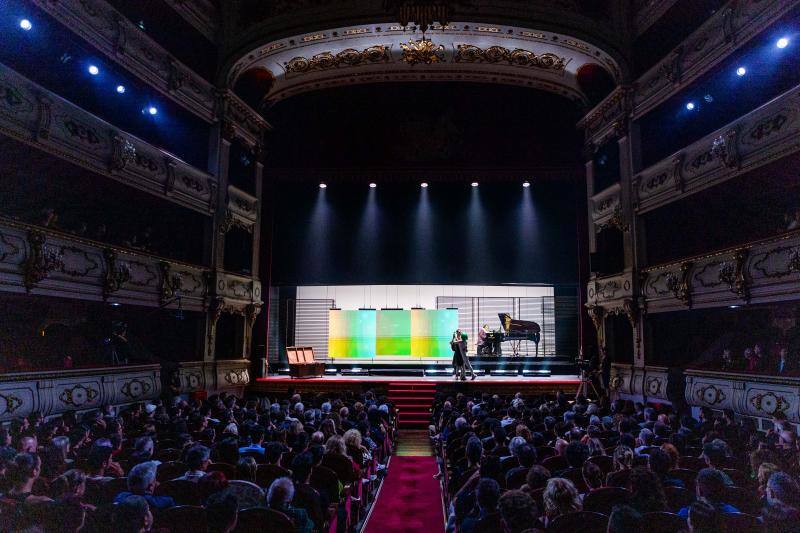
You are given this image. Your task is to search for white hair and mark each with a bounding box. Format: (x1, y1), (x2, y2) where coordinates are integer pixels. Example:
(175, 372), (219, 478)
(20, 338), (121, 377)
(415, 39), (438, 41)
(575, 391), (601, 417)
(509, 436), (527, 456)
(267, 477), (294, 505)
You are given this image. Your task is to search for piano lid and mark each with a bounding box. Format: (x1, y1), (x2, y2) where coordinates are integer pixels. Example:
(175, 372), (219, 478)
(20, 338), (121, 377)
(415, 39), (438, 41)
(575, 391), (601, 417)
(498, 313), (541, 334)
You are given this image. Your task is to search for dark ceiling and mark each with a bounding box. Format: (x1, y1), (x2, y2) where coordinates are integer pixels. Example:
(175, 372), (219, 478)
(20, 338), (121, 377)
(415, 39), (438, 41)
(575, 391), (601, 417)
(264, 82), (585, 171)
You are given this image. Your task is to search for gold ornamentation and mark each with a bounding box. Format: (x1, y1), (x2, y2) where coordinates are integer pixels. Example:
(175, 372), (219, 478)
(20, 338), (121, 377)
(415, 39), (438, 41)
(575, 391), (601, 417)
(609, 374), (623, 391)
(0, 393), (23, 416)
(696, 384), (726, 406)
(59, 384), (99, 407)
(665, 262), (692, 306)
(750, 391), (788, 416)
(110, 133), (136, 171)
(103, 249), (131, 300)
(120, 378), (151, 399)
(600, 205), (629, 232)
(711, 127), (741, 169)
(454, 44), (568, 71)
(285, 45), (391, 76)
(718, 250), (749, 301)
(645, 376), (662, 396)
(400, 38), (446, 65)
(22, 230), (64, 292)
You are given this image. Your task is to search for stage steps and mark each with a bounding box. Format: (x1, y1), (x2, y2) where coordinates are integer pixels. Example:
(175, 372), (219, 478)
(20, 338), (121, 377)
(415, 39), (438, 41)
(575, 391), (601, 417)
(388, 382), (436, 430)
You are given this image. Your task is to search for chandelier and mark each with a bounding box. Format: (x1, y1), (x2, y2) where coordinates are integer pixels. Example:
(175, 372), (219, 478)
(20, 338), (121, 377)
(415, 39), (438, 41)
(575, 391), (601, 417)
(384, 0), (452, 34)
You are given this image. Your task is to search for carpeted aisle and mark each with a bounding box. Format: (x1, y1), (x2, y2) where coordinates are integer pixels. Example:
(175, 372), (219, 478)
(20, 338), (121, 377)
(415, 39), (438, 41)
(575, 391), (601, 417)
(364, 432), (444, 533)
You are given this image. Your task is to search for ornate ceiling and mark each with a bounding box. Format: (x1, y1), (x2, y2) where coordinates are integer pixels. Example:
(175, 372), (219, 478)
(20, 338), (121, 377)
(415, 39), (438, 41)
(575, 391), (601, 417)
(228, 22), (621, 107)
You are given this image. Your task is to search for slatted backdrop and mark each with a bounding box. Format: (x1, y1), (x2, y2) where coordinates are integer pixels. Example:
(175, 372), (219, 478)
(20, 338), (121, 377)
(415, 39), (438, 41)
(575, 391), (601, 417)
(292, 299), (334, 360)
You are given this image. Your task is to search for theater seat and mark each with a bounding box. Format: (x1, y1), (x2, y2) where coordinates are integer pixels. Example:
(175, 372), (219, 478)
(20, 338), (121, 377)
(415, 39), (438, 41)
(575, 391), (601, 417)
(667, 469), (697, 492)
(679, 456), (707, 471)
(156, 479), (202, 505)
(540, 455), (569, 473)
(227, 480), (265, 509)
(642, 512), (687, 533)
(207, 462), (237, 480)
(584, 455), (613, 475)
(582, 487), (631, 515)
(546, 511), (608, 533)
(724, 486), (761, 515)
(157, 461), (189, 482)
(721, 512), (761, 533)
(664, 486), (694, 513)
(235, 507), (294, 532)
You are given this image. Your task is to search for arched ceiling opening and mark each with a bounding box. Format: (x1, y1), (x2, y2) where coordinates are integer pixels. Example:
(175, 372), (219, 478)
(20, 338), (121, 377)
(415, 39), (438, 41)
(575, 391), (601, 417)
(228, 21), (620, 109)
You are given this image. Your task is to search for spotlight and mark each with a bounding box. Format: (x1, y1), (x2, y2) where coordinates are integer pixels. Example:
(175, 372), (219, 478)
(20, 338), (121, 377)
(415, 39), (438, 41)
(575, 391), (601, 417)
(776, 37), (790, 49)
(110, 302), (121, 307)
(116, 85), (126, 94)
(319, 183), (327, 189)
(420, 182), (428, 188)
(471, 181), (479, 187)
(19, 19), (32, 31)
(369, 182), (377, 188)
(88, 65), (99, 76)
(685, 101), (696, 111)
(146, 106), (158, 115)
(522, 181), (531, 187)
(736, 66), (747, 76)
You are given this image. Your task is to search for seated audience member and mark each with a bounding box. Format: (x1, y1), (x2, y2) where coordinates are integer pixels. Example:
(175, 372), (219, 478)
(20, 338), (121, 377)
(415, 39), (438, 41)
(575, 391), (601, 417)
(776, 347), (792, 375)
(450, 437), (483, 496)
(498, 490), (540, 533)
(607, 504), (642, 533)
(678, 468), (739, 518)
(114, 461), (175, 510)
(206, 491), (239, 533)
(701, 441), (733, 485)
(543, 477), (581, 524)
(266, 477), (314, 533)
(582, 461), (604, 493)
(239, 426), (266, 456)
(758, 462), (781, 499)
(291, 452), (326, 530)
(606, 446), (634, 488)
(649, 448), (684, 488)
(42, 435), (71, 479)
(762, 472), (800, 532)
(627, 467), (667, 514)
(634, 428), (655, 455)
(687, 501), (720, 533)
(505, 443), (536, 487)
(521, 465), (551, 494)
(1, 453), (53, 505)
(198, 471), (229, 501)
(461, 478), (503, 533)
(85, 445), (116, 482)
(216, 437), (241, 466)
(558, 441), (589, 476)
(130, 436), (154, 465)
(770, 412), (796, 449)
(113, 494), (154, 533)
(174, 444), (211, 482)
(236, 456), (258, 483)
(50, 469), (89, 503)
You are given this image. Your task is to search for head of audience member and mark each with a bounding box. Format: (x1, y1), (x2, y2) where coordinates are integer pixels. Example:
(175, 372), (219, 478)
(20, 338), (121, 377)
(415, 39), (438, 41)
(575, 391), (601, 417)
(524, 465), (551, 491)
(206, 491), (239, 533)
(543, 477), (582, 519)
(687, 501), (720, 533)
(291, 452), (314, 485)
(51, 469), (87, 500)
(582, 461), (604, 491)
(127, 461), (159, 496)
(476, 478), (501, 515)
(114, 495), (153, 533)
(236, 457), (258, 483)
(565, 441), (590, 469)
(516, 444), (537, 468)
(8, 452), (42, 492)
(695, 468), (728, 505)
(186, 444), (211, 473)
(265, 441), (284, 465)
(613, 446), (634, 471)
(498, 490), (538, 533)
(216, 437), (240, 465)
(607, 504), (642, 533)
(648, 449), (672, 479)
(466, 437), (483, 467)
(628, 467), (666, 513)
(758, 463), (781, 497)
(702, 440), (727, 469)
(325, 435), (347, 457)
(132, 436), (154, 462)
(267, 476), (294, 510)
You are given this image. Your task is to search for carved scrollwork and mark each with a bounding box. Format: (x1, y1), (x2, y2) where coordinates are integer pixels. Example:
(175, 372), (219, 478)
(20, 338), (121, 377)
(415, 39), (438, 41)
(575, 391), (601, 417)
(454, 44), (568, 71)
(158, 261), (183, 304)
(224, 369), (249, 386)
(102, 249), (131, 299)
(110, 133), (137, 171)
(0, 231), (22, 262)
(0, 393), (23, 416)
(645, 376), (662, 397)
(120, 378), (152, 399)
(285, 45), (391, 76)
(750, 391), (788, 416)
(22, 231), (64, 292)
(696, 384), (726, 406)
(665, 262), (693, 306)
(59, 384), (99, 407)
(718, 250), (749, 301)
(400, 38), (446, 65)
(710, 127), (741, 169)
(599, 206), (630, 232)
(58, 246), (100, 277)
(609, 374), (623, 391)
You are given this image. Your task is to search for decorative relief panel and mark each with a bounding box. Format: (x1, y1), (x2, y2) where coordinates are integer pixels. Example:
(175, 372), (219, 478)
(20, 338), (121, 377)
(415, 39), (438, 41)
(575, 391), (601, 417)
(215, 360), (251, 391)
(590, 183), (622, 227)
(0, 62), (216, 214)
(222, 186), (259, 234)
(685, 370), (800, 424)
(635, 84), (800, 213)
(577, 86), (635, 146)
(0, 217), (208, 310)
(643, 231), (800, 313)
(586, 271), (633, 309)
(31, 0), (216, 121)
(633, 0), (795, 118)
(285, 45), (392, 75)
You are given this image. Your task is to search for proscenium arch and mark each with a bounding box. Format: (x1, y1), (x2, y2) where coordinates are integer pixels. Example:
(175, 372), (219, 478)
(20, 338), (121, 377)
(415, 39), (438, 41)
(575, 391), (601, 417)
(227, 22), (621, 109)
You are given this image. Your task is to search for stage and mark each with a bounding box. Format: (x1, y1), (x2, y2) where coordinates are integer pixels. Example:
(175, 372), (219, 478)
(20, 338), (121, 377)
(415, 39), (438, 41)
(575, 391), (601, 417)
(251, 373), (581, 396)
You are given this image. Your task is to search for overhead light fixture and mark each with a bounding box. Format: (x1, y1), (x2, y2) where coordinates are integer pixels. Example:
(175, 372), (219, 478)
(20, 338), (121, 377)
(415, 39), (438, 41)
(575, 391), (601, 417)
(88, 65), (99, 76)
(420, 182), (428, 188)
(319, 183), (327, 189)
(471, 181), (479, 187)
(776, 37), (790, 49)
(685, 102), (696, 111)
(736, 66), (747, 76)
(729, 305), (740, 309)
(116, 85), (126, 94)
(522, 181), (531, 187)
(19, 19), (32, 31)
(369, 182), (377, 188)
(146, 106), (158, 115)
(703, 94), (714, 103)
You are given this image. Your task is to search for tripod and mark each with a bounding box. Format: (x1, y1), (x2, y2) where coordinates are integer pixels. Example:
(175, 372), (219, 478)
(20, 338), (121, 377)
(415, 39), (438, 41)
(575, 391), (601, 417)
(576, 368), (600, 400)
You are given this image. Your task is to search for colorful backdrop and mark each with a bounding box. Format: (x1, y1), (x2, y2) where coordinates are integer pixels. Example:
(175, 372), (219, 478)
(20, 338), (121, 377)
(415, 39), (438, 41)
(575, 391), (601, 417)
(329, 309), (458, 358)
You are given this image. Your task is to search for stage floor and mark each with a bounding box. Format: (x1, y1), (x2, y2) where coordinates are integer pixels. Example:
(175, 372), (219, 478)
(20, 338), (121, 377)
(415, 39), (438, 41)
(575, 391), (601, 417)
(257, 375), (579, 384)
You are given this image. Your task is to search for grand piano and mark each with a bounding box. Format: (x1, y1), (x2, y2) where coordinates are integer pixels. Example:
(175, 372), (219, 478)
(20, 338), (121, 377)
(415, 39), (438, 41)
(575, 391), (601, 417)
(479, 313), (541, 357)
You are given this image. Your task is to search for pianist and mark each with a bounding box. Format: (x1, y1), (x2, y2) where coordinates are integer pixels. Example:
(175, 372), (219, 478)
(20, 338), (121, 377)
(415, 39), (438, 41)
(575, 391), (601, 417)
(477, 324), (489, 354)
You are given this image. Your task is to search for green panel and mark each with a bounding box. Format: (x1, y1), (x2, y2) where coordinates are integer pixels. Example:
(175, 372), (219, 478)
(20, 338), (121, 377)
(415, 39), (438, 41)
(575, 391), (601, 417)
(328, 310), (376, 358)
(376, 310), (411, 356)
(411, 309), (459, 358)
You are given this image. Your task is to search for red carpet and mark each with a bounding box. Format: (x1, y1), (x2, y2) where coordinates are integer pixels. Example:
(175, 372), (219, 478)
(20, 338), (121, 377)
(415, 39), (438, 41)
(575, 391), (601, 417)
(388, 381), (436, 429)
(364, 455), (444, 533)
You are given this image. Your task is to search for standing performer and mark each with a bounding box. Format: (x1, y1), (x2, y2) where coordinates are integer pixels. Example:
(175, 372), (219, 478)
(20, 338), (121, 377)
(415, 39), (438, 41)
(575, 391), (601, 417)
(451, 330), (475, 381)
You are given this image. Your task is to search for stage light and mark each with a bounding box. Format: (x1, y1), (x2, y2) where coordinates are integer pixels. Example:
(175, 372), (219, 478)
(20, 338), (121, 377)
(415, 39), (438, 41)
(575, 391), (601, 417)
(88, 65), (99, 76)
(146, 106), (158, 115)
(19, 19), (32, 31)
(319, 183), (327, 189)
(704, 94), (714, 103)
(736, 66), (747, 76)
(776, 37), (790, 49)
(369, 182), (377, 188)
(116, 85), (126, 94)
(471, 181), (479, 187)
(729, 305), (740, 309)
(110, 302), (121, 307)
(522, 181), (531, 187)
(420, 182), (428, 188)
(685, 101), (696, 111)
